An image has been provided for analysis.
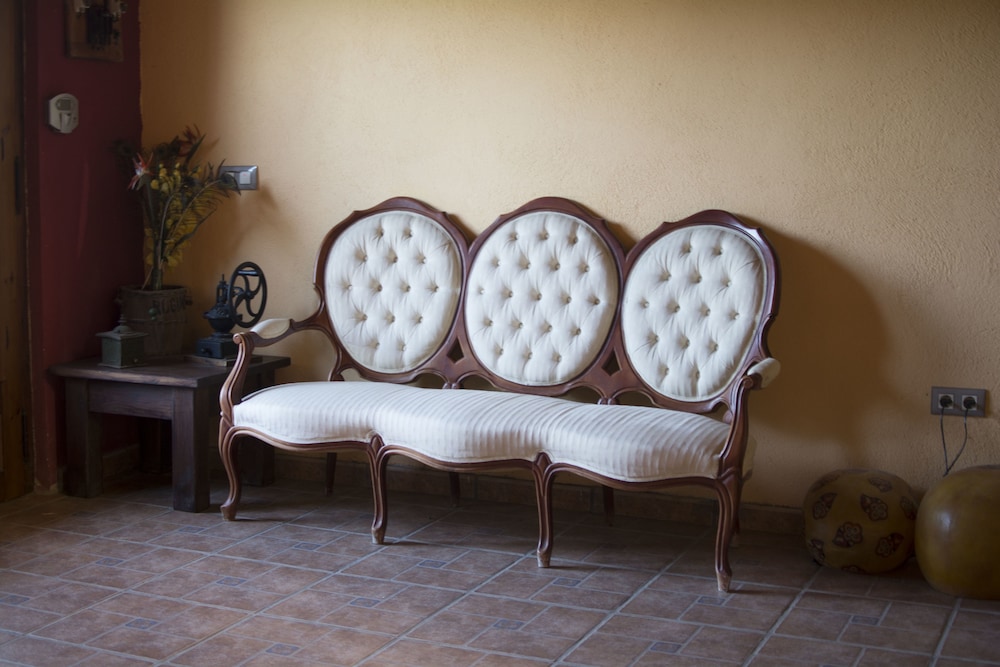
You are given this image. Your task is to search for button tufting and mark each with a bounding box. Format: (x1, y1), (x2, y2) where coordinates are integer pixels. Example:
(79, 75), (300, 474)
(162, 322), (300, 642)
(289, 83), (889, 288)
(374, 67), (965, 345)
(403, 228), (412, 238)
(540, 231), (549, 241)
(403, 283), (411, 292)
(484, 318), (493, 327)
(568, 235), (578, 245)
(553, 353), (562, 363)
(640, 299), (649, 308)
(542, 323), (552, 333)
(510, 232), (519, 241)
(563, 294), (572, 304)
(580, 262), (590, 273)
(661, 271), (671, 282)
(572, 327), (582, 336)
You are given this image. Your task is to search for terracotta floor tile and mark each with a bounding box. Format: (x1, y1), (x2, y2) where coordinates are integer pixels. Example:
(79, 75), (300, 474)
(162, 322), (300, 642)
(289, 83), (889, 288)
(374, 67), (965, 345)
(756, 634), (861, 665)
(407, 610), (496, 644)
(367, 637), (486, 666)
(562, 632), (652, 666)
(680, 625), (766, 663)
(470, 626), (578, 660)
(86, 625), (198, 660)
(0, 635), (98, 666)
(294, 626), (393, 665)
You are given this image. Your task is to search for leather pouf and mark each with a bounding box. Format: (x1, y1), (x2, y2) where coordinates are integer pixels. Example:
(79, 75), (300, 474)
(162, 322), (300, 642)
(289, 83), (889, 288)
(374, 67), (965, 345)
(803, 469), (917, 573)
(915, 465), (1000, 599)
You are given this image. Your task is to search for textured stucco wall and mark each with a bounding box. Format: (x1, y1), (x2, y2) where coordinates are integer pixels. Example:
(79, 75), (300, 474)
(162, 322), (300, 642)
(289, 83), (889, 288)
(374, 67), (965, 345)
(140, 0), (1000, 508)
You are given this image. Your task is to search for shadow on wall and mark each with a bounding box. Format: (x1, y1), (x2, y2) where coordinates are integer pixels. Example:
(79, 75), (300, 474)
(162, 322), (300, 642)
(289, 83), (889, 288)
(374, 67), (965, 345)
(752, 224), (889, 460)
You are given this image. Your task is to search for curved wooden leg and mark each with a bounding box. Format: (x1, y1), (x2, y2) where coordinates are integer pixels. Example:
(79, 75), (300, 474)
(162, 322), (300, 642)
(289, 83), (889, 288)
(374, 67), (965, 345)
(714, 474), (742, 592)
(535, 458), (554, 568)
(370, 444), (389, 545)
(218, 428), (242, 521)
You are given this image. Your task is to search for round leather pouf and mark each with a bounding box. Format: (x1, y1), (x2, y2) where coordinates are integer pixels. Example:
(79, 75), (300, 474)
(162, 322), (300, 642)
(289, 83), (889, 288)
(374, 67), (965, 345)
(803, 469), (917, 573)
(915, 465), (1000, 599)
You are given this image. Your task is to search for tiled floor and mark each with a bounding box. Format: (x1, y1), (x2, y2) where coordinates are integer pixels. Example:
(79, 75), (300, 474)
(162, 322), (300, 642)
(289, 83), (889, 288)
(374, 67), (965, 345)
(1, 474), (998, 667)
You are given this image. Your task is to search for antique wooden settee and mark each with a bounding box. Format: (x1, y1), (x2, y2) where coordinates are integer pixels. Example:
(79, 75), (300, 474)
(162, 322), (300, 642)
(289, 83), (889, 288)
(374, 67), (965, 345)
(217, 196), (781, 592)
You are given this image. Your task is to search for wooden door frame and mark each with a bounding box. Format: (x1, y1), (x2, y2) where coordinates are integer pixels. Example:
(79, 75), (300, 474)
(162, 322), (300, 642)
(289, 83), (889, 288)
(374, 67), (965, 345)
(1, 0), (32, 501)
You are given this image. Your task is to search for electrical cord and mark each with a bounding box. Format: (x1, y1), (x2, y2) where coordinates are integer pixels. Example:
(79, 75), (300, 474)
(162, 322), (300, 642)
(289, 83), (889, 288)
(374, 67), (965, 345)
(939, 395), (972, 476)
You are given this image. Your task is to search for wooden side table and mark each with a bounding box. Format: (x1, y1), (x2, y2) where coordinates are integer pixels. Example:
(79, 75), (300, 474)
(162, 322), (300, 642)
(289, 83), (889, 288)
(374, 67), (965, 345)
(50, 355), (290, 512)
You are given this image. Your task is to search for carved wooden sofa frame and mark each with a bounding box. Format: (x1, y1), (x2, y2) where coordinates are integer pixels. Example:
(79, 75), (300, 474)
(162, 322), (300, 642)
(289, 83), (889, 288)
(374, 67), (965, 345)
(218, 196), (780, 592)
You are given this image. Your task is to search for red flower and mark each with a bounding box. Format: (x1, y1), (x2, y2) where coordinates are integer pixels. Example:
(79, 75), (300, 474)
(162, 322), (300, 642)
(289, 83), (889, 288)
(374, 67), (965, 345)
(128, 152), (150, 190)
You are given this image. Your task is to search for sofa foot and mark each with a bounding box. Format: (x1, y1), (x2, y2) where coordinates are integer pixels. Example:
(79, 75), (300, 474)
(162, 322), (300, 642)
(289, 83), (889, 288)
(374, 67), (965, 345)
(537, 551), (550, 568)
(716, 570), (731, 593)
(220, 502), (237, 521)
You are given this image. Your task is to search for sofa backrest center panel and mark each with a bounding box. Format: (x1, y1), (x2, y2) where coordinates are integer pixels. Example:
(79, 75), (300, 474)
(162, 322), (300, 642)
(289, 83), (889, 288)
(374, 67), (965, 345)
(218, 196), (781, 592)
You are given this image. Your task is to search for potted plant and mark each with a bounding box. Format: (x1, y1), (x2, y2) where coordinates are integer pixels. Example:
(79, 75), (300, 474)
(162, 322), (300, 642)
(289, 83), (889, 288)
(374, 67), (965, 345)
(117, 126), (239, 358)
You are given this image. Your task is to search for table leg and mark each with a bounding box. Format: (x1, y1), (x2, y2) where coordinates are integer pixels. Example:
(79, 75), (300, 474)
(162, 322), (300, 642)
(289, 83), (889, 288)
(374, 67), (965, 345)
(63, 378), (102, 498)
(171, 387), (210, 512)
(240, 369), (276, 486)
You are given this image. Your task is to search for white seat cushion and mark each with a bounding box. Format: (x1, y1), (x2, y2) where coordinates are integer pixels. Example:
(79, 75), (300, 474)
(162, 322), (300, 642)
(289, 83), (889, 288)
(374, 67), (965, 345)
(234, 382), (746, 481)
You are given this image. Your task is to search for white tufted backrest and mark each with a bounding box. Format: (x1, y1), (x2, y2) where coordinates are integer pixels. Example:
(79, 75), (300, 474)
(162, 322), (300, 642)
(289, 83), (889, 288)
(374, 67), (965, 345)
(621, 224), (768, 402)
(465, 210), (620, 386)
(324, 210), (462, 374)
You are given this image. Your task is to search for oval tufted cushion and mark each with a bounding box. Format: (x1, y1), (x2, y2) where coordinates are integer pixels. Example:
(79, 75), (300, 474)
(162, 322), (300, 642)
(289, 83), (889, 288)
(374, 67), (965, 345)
(324, 211), (462, 374)
(622, 225), (767, 401)
(465, 211), (619, 386)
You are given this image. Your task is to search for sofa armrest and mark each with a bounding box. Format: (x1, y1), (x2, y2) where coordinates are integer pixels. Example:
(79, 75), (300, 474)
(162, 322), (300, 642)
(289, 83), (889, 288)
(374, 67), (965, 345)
(250, 317), (293, 342)
(747, 357), (781, 388)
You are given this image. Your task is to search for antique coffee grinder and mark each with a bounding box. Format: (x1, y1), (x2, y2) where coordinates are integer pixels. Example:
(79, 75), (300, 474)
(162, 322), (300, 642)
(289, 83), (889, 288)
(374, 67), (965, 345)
(195, 261), (268, 359)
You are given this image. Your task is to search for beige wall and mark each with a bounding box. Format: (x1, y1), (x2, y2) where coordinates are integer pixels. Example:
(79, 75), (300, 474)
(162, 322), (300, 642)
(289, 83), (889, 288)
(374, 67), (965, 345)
(140, 0), (1000, 509)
